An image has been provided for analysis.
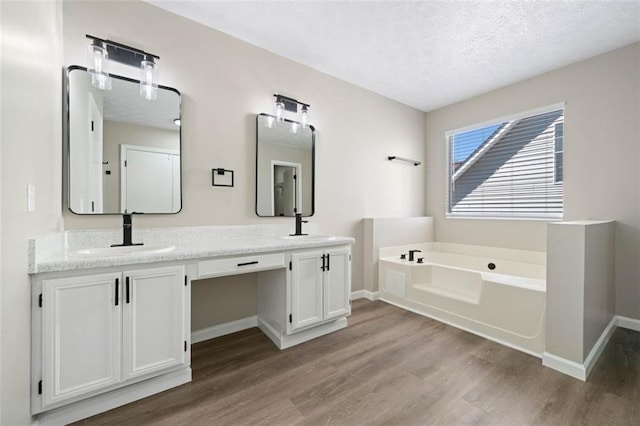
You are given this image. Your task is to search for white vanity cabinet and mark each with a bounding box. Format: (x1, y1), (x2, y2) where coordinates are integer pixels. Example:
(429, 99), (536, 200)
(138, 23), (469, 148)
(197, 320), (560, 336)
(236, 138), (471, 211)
(33, 264), (189, 413)
(122, 266), (188, 380)
(291, 247), (351, 330)
(258, 245), (352, 349)
(29, 225), (354, 424)
(40, 272), (123, 407)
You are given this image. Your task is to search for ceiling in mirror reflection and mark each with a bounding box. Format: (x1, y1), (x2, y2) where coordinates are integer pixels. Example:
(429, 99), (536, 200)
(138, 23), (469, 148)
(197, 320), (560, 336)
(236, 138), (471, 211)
(104, 77), (180, 130)
(260, 121), (313, 149)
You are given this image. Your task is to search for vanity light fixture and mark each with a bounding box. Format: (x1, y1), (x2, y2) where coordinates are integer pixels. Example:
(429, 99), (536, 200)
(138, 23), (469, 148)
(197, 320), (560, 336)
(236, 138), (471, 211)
(264, 115), (275, 128)
(140, 55), (158, 100)
(300, 105), (309, 128)
(87, 38), (111, 90)
(273, 94), (311, 130)
(86, 35), (160, 100)
(275, 99), (285, 122)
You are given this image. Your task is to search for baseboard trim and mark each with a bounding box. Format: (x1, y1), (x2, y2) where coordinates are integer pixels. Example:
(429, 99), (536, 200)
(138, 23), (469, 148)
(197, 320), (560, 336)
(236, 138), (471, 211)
(542, 352), (586, 381)
(351, 290), (379, 301)
(258, 317), (348, 349)
(351, 290), (365, 300)
(543, 315), (619, 382)
(584, 315), (618, 378)
(617, 316), (640, 332)
(191, 316), (258, 344)
(35, 368), (191, 425)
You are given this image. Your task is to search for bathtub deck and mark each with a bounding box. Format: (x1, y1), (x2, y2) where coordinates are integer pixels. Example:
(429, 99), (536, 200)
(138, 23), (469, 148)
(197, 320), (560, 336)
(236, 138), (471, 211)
(75, 299), (639, 426)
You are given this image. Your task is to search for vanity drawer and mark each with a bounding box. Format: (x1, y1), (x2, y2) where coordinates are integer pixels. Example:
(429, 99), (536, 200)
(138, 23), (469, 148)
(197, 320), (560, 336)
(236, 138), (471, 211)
(197, 253), (285, 278)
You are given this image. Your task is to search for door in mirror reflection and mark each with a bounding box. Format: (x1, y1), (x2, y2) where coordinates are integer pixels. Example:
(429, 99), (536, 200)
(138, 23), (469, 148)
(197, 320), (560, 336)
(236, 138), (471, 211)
(256, 113), (315, 217)
(67, 66), (182, 214)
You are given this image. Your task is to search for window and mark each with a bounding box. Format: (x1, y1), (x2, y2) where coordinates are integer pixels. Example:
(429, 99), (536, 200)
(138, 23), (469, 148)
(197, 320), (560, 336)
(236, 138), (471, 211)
(447, 105), (564, 219)
(554, 123), (563, 184)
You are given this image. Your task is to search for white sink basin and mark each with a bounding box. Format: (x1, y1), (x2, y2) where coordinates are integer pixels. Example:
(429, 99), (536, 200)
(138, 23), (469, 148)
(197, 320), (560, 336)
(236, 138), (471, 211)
(279, 234), (336, 241)
(67, 244), (176, 258)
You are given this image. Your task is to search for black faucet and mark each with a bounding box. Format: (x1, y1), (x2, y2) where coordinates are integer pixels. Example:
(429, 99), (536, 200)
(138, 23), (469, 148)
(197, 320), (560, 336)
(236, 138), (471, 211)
(290, 213), (308, 236)
(111, 213), (144, 247)
(408, 249), (422, 261)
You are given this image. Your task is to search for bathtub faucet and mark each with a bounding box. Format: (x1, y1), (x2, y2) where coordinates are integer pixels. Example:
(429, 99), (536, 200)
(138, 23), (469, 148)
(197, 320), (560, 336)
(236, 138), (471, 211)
(408, 249), (422, 261)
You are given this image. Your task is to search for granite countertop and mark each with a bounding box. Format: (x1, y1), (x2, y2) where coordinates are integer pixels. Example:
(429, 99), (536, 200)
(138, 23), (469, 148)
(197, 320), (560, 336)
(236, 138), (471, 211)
(29, 224), (355, 274)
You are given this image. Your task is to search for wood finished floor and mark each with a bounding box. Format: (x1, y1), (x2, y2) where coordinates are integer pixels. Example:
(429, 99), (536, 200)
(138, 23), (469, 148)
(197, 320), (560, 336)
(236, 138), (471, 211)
(76, 299), (640, 425)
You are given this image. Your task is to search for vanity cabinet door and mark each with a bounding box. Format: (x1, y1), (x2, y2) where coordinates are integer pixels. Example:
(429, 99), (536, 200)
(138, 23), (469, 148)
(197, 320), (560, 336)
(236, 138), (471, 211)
(323, 247), (351, 321)
(41, 272), (122, 407)
(122, 265), (187, 380)
(290, 251), (324, 330)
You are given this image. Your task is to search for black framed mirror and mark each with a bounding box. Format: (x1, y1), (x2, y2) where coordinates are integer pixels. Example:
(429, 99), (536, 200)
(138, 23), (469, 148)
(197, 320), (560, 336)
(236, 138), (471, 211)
(66, 66), (182, 214)
(255, 113), (315, 217)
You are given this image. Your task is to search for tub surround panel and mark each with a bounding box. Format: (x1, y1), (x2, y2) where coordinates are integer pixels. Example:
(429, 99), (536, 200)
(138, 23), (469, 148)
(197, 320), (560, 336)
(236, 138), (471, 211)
(545, 220), (616, 380)
(379, 242), (546, 266)
(27, 224), (359, 274)
(363, 217), (434, 293)
(378, 242), (546, 355)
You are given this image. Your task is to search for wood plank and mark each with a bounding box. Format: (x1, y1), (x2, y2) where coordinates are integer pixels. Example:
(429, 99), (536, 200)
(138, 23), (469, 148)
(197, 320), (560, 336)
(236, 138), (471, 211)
(74, 300), (640, 426)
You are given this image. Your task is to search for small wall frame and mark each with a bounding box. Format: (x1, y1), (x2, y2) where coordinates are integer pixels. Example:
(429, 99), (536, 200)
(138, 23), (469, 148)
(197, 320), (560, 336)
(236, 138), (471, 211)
(212, 168), (234, 187)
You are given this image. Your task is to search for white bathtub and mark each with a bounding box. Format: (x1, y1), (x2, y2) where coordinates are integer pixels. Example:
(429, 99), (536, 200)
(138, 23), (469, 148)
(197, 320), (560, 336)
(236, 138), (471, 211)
(378, 242), (546, 356)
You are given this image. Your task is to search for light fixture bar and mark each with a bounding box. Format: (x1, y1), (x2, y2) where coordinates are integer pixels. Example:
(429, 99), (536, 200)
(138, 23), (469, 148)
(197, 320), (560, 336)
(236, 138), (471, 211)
(273, 94), (311, 127)
(86, 35), (160, 99)
(86, 35), (159, 67)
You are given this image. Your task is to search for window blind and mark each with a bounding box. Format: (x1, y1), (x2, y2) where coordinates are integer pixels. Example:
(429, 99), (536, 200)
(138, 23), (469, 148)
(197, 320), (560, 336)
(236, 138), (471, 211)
(447, 107), (564, 218)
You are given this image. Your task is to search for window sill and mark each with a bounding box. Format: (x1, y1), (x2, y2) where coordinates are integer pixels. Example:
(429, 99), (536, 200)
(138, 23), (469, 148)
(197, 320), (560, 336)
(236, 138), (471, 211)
(446, 214), (563, 222)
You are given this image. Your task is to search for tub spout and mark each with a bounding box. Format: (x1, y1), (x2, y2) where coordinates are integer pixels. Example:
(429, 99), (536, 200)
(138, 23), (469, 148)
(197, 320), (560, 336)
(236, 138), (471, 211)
(409, 249), (422, 261)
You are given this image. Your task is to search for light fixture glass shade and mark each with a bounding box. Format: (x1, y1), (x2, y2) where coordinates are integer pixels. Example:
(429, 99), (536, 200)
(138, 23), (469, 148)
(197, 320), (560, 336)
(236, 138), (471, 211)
(290, 121), (299, 134)
(275, 101), (285, 122)
(300, 105), (309, 128)
(264, 115), (275, 128)
(140, 58), (158, 100)
(87, 42), (111, 90)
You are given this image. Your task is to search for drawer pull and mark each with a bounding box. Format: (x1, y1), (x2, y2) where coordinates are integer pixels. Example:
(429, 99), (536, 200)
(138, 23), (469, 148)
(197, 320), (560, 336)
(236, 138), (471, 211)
(237, 261), (259, 267)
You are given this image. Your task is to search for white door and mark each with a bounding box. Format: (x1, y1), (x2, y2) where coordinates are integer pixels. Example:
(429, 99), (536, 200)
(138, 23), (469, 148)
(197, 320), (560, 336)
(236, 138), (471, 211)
(122, 146), (175, 213)
(171, 154), (181, 212)
(41, 272), (121, 407)
(290, 251), (324, 331)
(323, 248), (352, 320)
(282, 167), (296, 216)
(122, 266), (186, 380)
(88, 93), (103, 213)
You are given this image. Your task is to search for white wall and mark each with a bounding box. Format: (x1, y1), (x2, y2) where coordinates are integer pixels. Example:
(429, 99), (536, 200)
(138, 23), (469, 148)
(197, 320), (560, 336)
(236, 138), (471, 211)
(61, 1), (426, 320)
(425, 43), (640, 319)
(0, 1), (63, 424)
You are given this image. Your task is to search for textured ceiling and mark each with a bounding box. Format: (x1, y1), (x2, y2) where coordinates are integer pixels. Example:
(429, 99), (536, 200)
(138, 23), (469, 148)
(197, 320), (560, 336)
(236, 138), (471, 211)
(147, 0), (640, 112)
(104, 76), (180, 131)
